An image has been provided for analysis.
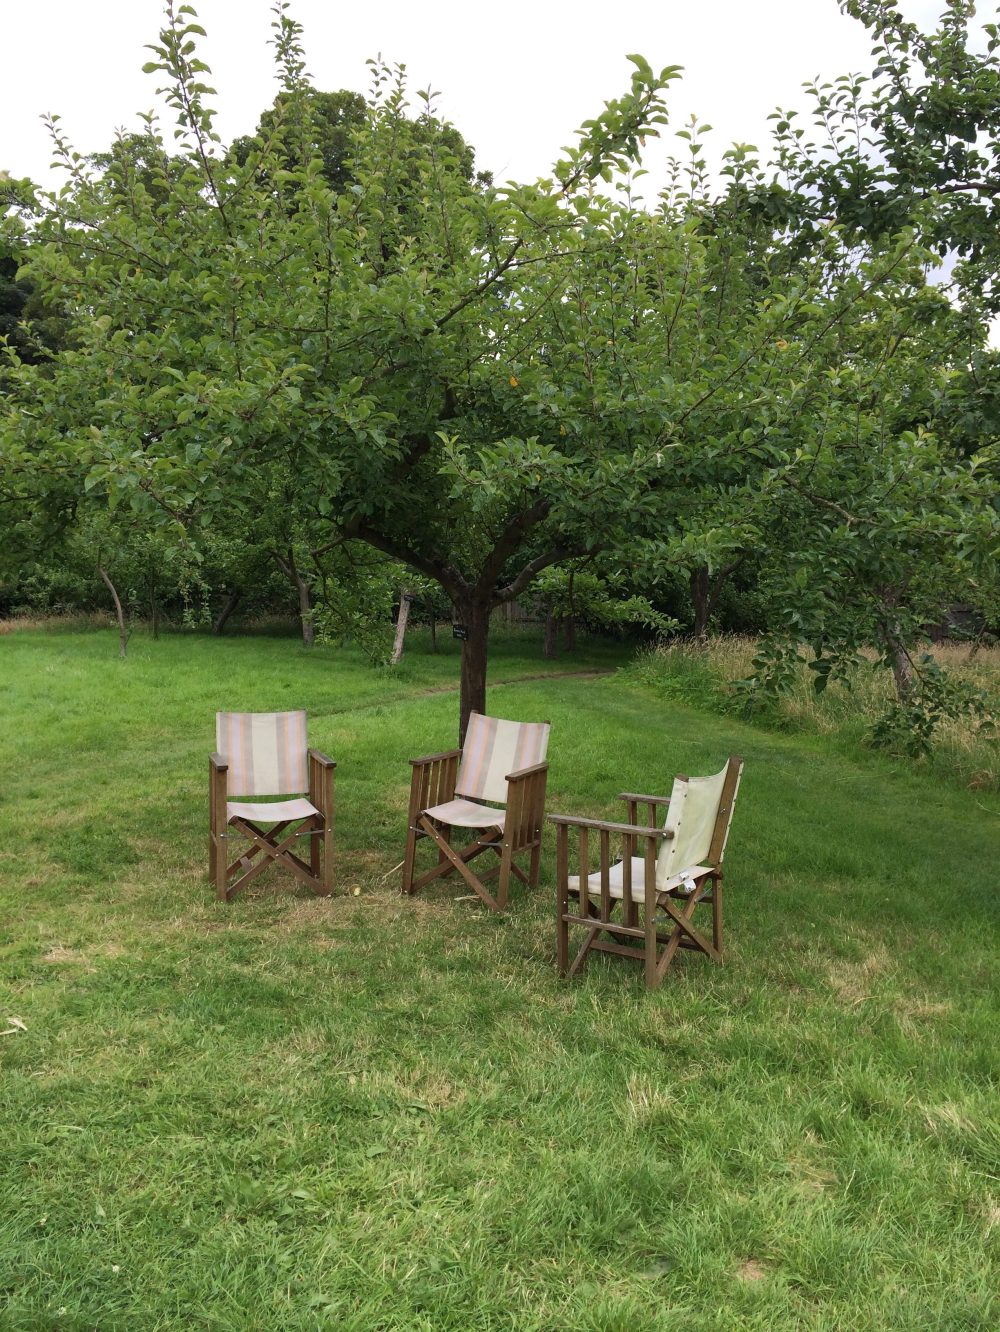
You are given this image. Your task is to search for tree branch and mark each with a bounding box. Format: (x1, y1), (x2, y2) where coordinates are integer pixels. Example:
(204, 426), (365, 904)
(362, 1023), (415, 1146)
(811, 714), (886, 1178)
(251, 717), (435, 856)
(351, 522), (469, 601)
(474, 498), (551, 598)
(495, 544), (591, 604)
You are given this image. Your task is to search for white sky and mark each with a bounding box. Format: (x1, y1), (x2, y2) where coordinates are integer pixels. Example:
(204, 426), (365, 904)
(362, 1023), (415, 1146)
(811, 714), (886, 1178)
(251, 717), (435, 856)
(5, 0), (947, 192)
(9, 1), (995, 344)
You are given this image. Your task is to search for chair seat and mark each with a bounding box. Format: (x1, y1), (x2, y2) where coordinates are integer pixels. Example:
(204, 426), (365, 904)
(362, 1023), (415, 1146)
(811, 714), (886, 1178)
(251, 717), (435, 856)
(568, 857), (714, 901)
(424, 798), (506, 830)
(227, 797), (319, 824)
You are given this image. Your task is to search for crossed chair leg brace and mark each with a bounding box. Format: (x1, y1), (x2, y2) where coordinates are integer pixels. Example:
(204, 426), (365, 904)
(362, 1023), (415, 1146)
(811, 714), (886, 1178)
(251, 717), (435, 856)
(550, 758), (741, 988)
(209, 750), (336, 900)
(400, 748), (548, 912)
(553, 826), (724, 988)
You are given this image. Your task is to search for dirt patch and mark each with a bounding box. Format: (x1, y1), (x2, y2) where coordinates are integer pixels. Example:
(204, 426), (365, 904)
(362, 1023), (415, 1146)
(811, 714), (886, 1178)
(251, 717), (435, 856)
(736, 1260), (768, 1282)
(42, 941), (125, 968)
(42, 945), (84, 965)
(826, 945), (894, 1004)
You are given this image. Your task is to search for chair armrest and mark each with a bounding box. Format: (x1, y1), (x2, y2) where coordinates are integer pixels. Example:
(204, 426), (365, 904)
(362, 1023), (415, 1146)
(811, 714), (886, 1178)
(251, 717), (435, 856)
(407, 748), (461, 819)
(550, 812), (672, 906)
(409, 749), (462, 768)
(617, 791), (671, 808)
(209, 753), (228, 834)
(308, 750), (336, 819)
(505, 762), (549, 849)
(548, 814), (674, 839)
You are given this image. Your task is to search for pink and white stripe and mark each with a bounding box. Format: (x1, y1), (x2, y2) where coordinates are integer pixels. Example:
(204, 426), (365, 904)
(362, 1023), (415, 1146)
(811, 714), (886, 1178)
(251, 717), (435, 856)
(216, 711), (309, 797)
(455, 713), (550, 805)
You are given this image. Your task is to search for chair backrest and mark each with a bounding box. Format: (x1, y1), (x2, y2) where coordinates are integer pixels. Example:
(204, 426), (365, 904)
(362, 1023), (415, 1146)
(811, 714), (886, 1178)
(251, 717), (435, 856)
(454, 712), (550, 805)
(655, 756), (743, 890)
(216, 711), (309, 797)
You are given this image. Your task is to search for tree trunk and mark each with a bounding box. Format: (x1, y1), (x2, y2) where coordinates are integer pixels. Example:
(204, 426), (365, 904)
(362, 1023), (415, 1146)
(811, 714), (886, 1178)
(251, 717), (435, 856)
(886, 626), (914, 703)
(211, 588), (242, 636)
(97, 565), (129, 659)
(690, 567), (711, 643)
(543, 610), (559, 659)
(457, 600), (491, 744)
(275, 550), (315, 647)
(879, 594), (915, 704)
(391, 589), (412, 665)
(890, 644), (914, 702)
(149, 580), (160, 640)
(296, 573), (315, 647)
(430, 617), (437, 652)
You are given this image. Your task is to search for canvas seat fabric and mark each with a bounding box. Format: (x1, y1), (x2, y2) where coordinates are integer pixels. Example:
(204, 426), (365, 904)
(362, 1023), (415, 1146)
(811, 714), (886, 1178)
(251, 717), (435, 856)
(568, 858), (714, 900)
(227, 797), (318, 823)
(424, 798), (506, 830)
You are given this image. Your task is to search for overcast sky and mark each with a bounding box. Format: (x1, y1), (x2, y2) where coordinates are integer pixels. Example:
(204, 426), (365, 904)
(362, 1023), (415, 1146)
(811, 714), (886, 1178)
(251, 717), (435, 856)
(6, 0), (948, 192)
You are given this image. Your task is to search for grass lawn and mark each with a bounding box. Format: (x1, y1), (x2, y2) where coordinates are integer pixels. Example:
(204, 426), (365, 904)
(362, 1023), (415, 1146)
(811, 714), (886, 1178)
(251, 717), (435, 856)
(1, 627), (998, 1330)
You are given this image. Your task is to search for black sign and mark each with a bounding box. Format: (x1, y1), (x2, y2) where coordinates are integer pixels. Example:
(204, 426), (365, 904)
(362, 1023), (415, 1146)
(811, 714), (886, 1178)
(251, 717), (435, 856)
(452, 623), (468, 641)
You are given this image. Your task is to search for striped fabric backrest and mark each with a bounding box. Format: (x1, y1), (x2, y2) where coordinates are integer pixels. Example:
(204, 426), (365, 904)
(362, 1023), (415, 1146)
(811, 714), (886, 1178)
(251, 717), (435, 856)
(216, 711), (309, 797)
(455, 713), (550, 805)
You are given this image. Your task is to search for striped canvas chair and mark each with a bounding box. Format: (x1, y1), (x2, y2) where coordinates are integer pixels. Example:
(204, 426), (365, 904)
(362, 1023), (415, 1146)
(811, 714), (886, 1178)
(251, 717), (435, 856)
(401, 712), (551, 912)
(551, 757), (743, 987)
(209, 711), (335, 900)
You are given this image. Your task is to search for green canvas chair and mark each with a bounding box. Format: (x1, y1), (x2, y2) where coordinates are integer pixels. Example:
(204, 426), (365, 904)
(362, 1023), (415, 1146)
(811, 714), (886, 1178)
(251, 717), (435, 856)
(551, 756), (743, 987)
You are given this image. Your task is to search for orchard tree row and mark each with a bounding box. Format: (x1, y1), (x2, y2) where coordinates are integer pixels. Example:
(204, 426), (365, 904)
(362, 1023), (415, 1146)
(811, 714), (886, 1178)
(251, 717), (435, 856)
(2, 0), (998, 740)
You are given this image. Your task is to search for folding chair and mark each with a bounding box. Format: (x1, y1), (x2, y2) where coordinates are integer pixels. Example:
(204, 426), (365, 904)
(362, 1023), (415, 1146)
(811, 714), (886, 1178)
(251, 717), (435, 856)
(209, 711), (335, 901)
(551, 756), (743, 987)
(401, 712), (550, 912)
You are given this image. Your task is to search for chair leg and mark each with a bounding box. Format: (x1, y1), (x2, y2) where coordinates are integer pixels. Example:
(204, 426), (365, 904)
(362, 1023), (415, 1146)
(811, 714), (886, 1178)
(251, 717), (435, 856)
(310, 817), (321, 879)
(556, 896), (570, 978)
(321, 815), (334, 896)
(214, 826), (230, 901)
(401, 820), (419, 894)
(309, 815), (333, 897)
(528, 840), (542, 888)
(496, 842), (514, 911)
(712, 881), (724, 958)
(644, 901), (661, 989)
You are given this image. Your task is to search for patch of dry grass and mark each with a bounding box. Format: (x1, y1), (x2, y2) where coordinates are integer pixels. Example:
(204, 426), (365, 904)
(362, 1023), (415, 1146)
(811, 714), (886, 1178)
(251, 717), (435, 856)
(638, 635), (1000, 790)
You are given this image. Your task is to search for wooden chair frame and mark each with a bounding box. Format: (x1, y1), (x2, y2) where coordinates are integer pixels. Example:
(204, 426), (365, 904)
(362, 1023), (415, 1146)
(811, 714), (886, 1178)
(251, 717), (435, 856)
(401, 748), (549, 912)
(551, 757), (742, 988)
(209, 748), (336, 901)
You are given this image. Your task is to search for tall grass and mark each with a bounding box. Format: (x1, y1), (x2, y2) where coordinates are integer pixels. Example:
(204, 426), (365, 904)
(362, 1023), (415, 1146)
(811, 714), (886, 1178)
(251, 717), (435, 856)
(631, 636), (1000, 791)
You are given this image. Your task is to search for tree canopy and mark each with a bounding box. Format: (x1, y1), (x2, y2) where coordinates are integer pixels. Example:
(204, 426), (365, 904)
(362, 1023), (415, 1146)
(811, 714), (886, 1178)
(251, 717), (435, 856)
(1, 0), (997, 741)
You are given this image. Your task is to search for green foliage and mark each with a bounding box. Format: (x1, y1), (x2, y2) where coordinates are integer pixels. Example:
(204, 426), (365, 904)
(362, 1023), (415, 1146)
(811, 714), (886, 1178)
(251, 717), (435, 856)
(533, 566), (677, 639)
(2, 0), (998, 732)
(867, 651), (997, 757)
(629, 643), (734, 711)
(310, 545), (398, 665)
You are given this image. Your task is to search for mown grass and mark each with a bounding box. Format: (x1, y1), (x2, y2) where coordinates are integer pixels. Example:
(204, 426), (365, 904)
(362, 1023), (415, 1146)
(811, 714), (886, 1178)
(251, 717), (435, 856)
(1, 627), (998, 1330)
